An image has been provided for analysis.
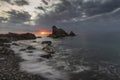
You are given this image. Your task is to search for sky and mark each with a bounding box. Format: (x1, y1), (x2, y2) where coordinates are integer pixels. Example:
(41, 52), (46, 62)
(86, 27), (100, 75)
(0, 0), (120, 33)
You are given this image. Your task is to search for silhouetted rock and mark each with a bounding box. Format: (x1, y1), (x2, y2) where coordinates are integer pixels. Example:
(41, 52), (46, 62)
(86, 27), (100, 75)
(48, 26), (77, 38)
(0, 32), (36, 41)
(69, 31), (76, 36)
(48, 26), (68, 38)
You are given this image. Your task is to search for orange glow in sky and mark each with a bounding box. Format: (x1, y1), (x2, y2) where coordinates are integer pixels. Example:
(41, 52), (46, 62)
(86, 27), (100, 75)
(35, 30), (52, 35)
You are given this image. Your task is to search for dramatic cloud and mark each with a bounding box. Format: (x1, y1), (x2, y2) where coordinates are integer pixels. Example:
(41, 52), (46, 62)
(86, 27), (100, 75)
(42, 0), (48, 5)
(1, 0), (29, 6)
(0, 0), (120, 32)
(0, 17), (8, 23)
(7, 10), (31, 24)
(53, 0), (120, 23)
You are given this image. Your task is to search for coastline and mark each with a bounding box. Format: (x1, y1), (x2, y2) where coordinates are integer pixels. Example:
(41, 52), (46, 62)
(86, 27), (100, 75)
(0, 52), (46, 80)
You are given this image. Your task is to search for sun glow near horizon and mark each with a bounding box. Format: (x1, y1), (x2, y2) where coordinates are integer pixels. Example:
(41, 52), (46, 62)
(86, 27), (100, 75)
(35, 30), (52, 36)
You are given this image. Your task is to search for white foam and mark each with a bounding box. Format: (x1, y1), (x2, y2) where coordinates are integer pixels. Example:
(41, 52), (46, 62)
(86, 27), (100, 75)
(20, 61), (68, 80)
(11, 38), (69, 80)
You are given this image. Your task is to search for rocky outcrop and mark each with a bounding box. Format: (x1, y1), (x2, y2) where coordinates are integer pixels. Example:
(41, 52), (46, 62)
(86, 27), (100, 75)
(48, 26), (76, 38)
(26, 46), (36, 50)
(41, 41), (52, 45)
(0, 32), (36, 41)
(40, 54), (52, 59)
(69, 31), (76, 36)
(48, 26), (68, 38)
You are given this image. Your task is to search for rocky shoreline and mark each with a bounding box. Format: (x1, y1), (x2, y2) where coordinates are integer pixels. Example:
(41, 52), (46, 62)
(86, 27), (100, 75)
(0, 51), (46, 80)
(0, 33), (46, 80)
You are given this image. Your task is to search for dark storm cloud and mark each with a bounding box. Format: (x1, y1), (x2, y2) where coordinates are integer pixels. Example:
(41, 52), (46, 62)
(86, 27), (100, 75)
(39, 0), (120, 23)
(7, 10), (31, 24)
(36, 6), (46, 12)
(1, 0), (29, 6)
(14, 0), (29, 6)
(1, 0), (10, 3)
(81, 0), (120, 16)
(42, 0), (48, 5)
(0, 17), (8, 23)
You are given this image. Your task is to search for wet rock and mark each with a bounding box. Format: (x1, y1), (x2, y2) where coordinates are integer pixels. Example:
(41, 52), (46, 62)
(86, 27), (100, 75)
(36, 36), (42, 38)
(26, 46), (36, 50)
(69, 31), (76, 36)
(41, 54), (52, 59)
(19, 49), (26, 51)
(41, 41), (52, 45)
(27, 50), (33, 53)
(33, 41), (37, 43)
(12, 43), (19, 46)
(42, 44), (55, 54)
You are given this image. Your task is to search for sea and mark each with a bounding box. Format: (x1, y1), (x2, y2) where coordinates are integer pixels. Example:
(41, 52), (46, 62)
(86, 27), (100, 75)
(11, 32), (120, 80)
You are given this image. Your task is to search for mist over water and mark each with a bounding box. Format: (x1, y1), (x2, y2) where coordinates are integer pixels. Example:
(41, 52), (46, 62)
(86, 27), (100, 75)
(11, 32), (120, 80)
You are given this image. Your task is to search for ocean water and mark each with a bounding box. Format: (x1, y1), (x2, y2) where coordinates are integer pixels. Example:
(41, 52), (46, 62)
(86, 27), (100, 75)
(11, 32), (120, 80)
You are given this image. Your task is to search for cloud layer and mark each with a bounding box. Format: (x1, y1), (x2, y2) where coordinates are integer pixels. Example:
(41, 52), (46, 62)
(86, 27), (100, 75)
(0, 0), (120, 32)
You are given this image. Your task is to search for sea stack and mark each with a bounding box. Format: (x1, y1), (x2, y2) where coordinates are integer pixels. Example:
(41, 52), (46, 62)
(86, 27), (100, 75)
(48, 26), (76, 38)
(69, 31), (76, 36)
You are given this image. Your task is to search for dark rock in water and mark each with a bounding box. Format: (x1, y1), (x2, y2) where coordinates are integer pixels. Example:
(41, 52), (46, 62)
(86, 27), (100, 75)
(48, 26), (69, 38)
(41, 41), (52, 45)
(33, 41), (37, 43)
(27, 50), (33, 53)
(0, 32), (36, 42)
(42, 44), (55, 54)
(41, 54), (52, 59)
(19, 49), (26, 51)
(36, 36), (42, 38)
(69, 31), (76, 36)
(12, 43), (19, 46)
(26, 46), (36, 50)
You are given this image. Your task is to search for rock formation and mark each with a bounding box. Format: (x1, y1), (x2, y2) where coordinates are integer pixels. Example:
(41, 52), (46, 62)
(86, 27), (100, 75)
(69, 31), (76, 36)
(48, 26), (68, 38)
(48, 26), (76, 38)
(0, 32), (36, 41)
(41, 41), (52, 45)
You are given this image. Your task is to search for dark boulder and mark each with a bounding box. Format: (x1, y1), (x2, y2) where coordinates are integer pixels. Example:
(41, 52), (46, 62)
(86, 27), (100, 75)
(36, 36), (42, 38)
(26, 46), (36, 50)
(41, 41), (52, 45)
(69, 31), (76, 36)
(41, 54), (52, 59)
(12, 43), (19, 46)
(19, 49), (26, 51)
